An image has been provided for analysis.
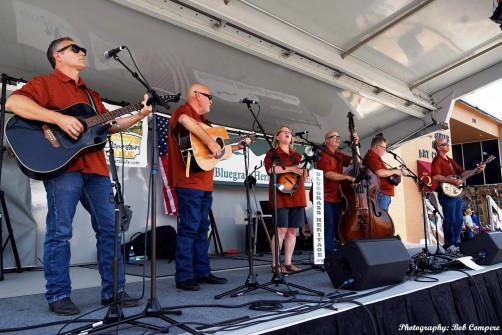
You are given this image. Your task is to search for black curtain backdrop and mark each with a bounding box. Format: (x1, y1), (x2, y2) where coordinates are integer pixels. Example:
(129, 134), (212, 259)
(267, 267), (502, 335)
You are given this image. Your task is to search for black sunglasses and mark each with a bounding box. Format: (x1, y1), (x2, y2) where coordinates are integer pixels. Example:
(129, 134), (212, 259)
(327, 135), (341, 140)
(57, 44), (87, 56)
(194, 91), (212, 100)
(437, 141), (449, 147)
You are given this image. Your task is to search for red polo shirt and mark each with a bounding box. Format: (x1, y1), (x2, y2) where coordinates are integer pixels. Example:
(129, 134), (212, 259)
(264, 147), (307, 209)
(364, 149), (395, 196)
(431, 155), (465, 177)
(11, 69), (110, 177)
(316, 148), (352, 202)
(167, 102), (214, 191)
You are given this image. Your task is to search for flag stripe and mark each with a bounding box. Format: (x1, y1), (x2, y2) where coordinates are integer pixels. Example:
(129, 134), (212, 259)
(156, 115), (178, 215)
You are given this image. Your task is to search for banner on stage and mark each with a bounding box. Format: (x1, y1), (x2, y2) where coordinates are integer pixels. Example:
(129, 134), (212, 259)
(103, 102), (149, 168)
(312, 169), (325, 265)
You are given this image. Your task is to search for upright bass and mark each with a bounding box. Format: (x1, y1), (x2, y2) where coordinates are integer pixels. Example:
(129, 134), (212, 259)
(338, 112), (395, 243)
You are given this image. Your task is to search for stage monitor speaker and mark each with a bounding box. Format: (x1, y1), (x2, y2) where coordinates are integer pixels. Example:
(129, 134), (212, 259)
(460, 231), (502, 265)
(324, 236), (411, 291)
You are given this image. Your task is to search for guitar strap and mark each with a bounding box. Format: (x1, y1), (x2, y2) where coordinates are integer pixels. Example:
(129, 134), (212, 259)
(449, 157), (462, 177)
(85, 89), (97, 112)
(168, 123), (193, 178)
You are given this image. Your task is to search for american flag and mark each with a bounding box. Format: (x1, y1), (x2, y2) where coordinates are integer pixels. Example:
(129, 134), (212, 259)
(156, 115), (178, 215)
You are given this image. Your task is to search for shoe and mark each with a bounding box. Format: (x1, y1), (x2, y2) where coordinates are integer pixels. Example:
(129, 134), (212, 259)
(271, 264), (287, 273)
(176, 279), (200, 291)
(196, 274), (228, 284)
(48, 297), (80, 316)
(446, 245), (461, 254)
(101, 291), (140, 307)
(283, 263), (302, 272)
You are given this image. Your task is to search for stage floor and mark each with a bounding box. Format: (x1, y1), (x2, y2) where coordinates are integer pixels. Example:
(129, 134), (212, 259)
(1, 243), (501, 334)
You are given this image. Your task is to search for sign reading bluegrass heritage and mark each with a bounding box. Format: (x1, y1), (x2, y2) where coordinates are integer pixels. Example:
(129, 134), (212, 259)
(312, 169), (324, 265)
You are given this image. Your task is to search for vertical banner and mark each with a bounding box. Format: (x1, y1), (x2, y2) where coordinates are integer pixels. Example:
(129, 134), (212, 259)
(312, 169), (325, 265)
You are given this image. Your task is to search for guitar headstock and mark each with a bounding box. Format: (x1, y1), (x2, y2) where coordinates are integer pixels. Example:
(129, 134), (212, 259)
(159, 93), (181, 103)
(485, 155), (496, 164)
(347, 111), (356, 134)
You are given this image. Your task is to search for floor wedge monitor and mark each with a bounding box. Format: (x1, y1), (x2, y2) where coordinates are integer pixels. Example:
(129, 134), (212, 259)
(324, 236), (411, 291)
(460, 231), (502, 265)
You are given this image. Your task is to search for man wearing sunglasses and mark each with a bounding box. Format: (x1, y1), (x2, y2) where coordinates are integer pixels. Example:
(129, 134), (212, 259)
(6, 37), (152, 315)
(167, 84), (251, 291)
(431, 138), (485, 254)
(363, 135), (403, 211)
(314, 131), (358, 255)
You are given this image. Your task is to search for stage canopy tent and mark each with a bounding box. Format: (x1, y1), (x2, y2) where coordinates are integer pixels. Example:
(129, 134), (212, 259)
(1, 0), (502, 147)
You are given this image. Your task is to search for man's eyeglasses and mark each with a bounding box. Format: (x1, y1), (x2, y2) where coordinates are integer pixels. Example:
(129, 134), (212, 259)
(327, 135), (341, 140)
(57, 44), (87, 56)
(437, 141), (449, 147)
(377, 144), (387, 150)
(194, 91), (212, 100)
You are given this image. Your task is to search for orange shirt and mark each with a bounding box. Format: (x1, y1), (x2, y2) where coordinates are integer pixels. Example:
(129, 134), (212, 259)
(316, 148), (352, 202)
(11, 69), (110, 177)
(167, 102), (214, 191)
(364, 149), (394, 196)
(264, 147), (307, 209)
(431, 155), (465, 177)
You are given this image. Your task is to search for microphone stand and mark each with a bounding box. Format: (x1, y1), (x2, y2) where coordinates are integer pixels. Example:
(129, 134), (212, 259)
(216, 102), (322, 298)
(64, 54), (193, 334)
(285, 136), (325, 273)
(388, 152), (439, 255)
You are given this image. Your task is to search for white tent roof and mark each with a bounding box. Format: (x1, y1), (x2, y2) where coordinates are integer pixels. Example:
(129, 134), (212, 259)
(1, 0), (501, 145)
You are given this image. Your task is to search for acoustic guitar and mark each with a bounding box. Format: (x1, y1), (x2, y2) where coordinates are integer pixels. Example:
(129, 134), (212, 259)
(440, 155), (495, 197)
(178, 124), (255, 171)
(5, 96), (175, 180)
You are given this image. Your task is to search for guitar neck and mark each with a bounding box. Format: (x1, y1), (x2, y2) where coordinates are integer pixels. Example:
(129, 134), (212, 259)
(223, 135), (247, 146)
(84, 102), (144, 128)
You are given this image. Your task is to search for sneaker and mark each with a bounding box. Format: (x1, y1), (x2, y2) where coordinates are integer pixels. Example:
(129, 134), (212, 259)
(48, 297), (80, 316)
(446, 245), (460, 254)
(101, 291), (140, 307)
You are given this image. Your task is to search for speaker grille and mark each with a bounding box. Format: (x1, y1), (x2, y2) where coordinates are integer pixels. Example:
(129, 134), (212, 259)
(324, 237), (411, 290)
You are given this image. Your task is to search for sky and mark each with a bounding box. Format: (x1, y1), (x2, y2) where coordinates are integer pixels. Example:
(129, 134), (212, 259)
(461, 81), (502, 121)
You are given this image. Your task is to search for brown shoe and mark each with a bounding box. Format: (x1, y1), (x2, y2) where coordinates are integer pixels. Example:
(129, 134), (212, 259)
(284, 263), (302, 272)
(271, 264), (287, 273)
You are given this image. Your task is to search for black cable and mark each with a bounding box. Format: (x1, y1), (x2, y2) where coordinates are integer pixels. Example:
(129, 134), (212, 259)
(0, 319), (99, 333)
(340, 300), (378, 334)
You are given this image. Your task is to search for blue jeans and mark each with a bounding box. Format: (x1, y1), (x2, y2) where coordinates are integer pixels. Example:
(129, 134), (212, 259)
(324, 201), (341, 255)
(378, 193), (392, 211)
(43, 172), (123, 303)
(438, 194), (463, 249)
(464, 228), (474, 240)
(174, 187), (212, 283)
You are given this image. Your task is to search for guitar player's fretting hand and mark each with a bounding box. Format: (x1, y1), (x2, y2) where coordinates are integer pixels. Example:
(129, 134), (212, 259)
(57, 114), (84, 140)
(207, 140), (222, 158)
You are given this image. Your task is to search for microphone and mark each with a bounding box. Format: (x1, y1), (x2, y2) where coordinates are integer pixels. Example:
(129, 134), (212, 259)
(239, 98), (259, 104)
(387, 150), (398, 159)
(104, 45), (127, 59)
(292, 131), (309, 137)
